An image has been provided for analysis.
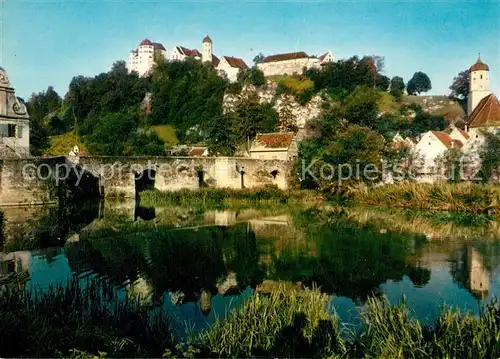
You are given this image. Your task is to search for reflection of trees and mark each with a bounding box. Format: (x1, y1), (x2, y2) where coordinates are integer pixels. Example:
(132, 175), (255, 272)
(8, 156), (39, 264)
(262, 211), (425, 304)
(66, 224), (263, 304)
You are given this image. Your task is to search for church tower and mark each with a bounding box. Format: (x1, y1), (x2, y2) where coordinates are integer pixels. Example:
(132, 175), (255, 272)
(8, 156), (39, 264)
(468, 55), (491, 115)
(202, 35), (213, 64)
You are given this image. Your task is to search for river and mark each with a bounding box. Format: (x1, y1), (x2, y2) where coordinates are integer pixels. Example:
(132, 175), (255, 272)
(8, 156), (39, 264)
(0, 199), (499, 335)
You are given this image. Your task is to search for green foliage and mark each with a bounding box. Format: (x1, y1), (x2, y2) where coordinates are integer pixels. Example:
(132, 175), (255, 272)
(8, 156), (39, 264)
(0, 278), (174, 358)
(305, 56), (375, 98)
(46, 132), (88, 157)
(150, 58), (227, 142)
(201, 283), (341, 358)
(436, 148), (463, 182)
(344, 86), (380, 127)
(30, 116), (51, 156)
(237, 67), (266, 87)
(66, 61), (150, 136)
(152, 125), (178, 146)
(407, 71), (432, 95)
(124, 130), (165, 156)
(478, 130), (500, 182)
(450, 70), (469, 100)
(375, 74), (390, 91)
(390, 76), (405, 98)
(252, 52), (265, 65)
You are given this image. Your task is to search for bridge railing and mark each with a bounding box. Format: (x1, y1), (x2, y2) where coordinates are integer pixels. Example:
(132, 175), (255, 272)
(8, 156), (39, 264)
(1, 136), (31, 158)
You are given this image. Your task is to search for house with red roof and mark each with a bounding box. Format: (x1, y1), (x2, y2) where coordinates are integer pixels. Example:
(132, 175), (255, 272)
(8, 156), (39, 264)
(217, 56), (249, 82)
(257, 50), (334, 77)
(128, 39), (167, 76)
(414, 130), (463, 175)
(249, 132), (298, 161)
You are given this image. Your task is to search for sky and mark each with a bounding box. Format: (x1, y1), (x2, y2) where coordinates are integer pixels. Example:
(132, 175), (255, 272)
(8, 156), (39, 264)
(1, 1), (499, 99)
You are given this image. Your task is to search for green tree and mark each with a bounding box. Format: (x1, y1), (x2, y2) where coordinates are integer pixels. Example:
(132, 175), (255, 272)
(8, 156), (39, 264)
(30, 117), (50, 156)
(375, 75), (390, 91)
(253, 53), (265, 65)
(233, 96), (279, 144)
(277, 95), (298, 132)
(478, 131), (500, 182)
(389, 76), (405, 98)
(344, 86), (380, 127)
(407, 71), (432, 95)
(125, 130), (165, 156)
(237, 67), (266, 87)
(450, 70), (469, 100)
(436, 148), (463, 182)
(206, 113), (238, 156)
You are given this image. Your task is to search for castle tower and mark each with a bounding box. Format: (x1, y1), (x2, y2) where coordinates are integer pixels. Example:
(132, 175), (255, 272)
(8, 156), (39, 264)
(202, 35), (213, 64)
(468, 55), (491, 115)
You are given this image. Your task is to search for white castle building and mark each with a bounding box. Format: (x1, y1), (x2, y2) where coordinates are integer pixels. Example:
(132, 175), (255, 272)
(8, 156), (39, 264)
(257, 50), (334, 77)
(128, 39), (167, 76)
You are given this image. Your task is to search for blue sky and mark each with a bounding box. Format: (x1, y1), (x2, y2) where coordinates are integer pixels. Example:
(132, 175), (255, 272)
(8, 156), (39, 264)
(1, 1), (499, 99)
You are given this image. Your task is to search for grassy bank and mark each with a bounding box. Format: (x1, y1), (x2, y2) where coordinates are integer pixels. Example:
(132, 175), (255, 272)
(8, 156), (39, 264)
(139, 188), (322, 208)
(350, 182), (500, 213)
(1, 279), (498, 358)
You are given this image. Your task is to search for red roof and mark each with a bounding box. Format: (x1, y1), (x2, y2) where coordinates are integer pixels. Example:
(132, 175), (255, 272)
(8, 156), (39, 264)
(451, 139), (463, 149)
(202, 35), (213, 44)
(431, 131), (454, 149)
(457, 128), (470, 139)
(470, 57), (489, 72)
(319, 52), (328, 61)
(253, 132), (294, 149)
(262, 52), (310, 63)
(212, 54), (220, 67)
(189, 147), (207, 157)
(177, 46), (202, 57)
(140, 39), (152, 46)
(222, 56), (248, 69)
(466, 94), (500, 128)
(153, 42), (166, 51)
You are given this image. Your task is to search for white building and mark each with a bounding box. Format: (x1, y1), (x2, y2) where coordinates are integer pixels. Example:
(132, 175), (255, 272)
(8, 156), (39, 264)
(249, 132), (298, 161)
(467, 56), (491, 116)
(257, 50), (334, 77)
(414, 130), (463, 174)
(0, 67), (30, 158)
(128, 39), (167, 77)
(217, 56), (249, 82)
(171, 36), (220, 67)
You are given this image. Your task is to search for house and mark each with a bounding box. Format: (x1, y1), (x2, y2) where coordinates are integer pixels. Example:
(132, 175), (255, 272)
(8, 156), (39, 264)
(189, 146), (208, 157)
(318, 50), (335, 65)
(217, 56), (249, 82)
(171, 36), (220, 67)
(249, 132), (298, 161)
(392, 132), (416, 151)
(257, 51), (328, 77)
(0, 67), (30, 158)
(128, 39), (167, 76)
(414, 131), (463, 174)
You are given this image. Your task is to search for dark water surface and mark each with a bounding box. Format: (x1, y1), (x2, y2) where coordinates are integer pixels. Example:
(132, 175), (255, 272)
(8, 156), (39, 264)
(1, 200), (499, 334)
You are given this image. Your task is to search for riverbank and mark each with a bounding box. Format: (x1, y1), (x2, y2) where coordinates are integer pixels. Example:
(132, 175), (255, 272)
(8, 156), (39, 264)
(349, 182), (500, 213)
(0, 279), (497, 358)
(138, 187), (322, 207)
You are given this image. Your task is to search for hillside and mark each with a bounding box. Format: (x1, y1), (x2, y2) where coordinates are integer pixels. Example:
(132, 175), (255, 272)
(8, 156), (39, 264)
(45, 132), (87, 157)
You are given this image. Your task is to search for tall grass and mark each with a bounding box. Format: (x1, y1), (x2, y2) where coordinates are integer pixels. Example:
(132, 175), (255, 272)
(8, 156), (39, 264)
(0, 277), (174, 358)
(0, 280), (498, 358)
(200, 283), (343, 358)
(351, 182), (500, 213)
(139, 188), (320, 208)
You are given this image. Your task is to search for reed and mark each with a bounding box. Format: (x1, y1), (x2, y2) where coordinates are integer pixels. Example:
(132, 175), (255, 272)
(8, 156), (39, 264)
(0, 277), (174, 358)
(350, 182), (500, 213)
(138, 188), (320, 208)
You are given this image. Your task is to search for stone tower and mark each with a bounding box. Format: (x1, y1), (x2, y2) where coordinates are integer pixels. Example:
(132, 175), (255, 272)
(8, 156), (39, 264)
(202, 35), (213, 64)
(468, 55), (491, 115)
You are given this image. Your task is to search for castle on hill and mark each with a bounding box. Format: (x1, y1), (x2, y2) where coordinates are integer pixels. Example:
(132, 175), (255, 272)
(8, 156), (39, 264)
(127, 35), (334, 81)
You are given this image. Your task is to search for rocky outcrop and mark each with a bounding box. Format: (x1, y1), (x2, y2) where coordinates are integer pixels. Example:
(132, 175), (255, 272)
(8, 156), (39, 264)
(223, 82), (324, 129)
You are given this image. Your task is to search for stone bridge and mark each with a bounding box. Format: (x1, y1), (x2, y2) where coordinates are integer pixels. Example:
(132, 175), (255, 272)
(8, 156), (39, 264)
(0, 156), (291, 205)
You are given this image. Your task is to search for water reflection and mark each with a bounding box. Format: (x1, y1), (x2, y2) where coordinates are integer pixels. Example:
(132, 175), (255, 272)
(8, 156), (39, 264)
(0, 199), (499, 331)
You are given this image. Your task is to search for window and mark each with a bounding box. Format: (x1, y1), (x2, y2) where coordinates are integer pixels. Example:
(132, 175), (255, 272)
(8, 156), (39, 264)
(480, 74), (483, 79)
(428, 142), (431, 146)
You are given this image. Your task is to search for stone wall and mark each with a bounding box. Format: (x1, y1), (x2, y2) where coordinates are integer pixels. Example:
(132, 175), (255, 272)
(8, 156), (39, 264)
(0, 157), (65, 206)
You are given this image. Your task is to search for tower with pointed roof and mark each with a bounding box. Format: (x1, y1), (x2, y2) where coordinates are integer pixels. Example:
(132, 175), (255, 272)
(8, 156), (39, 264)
(468, 55), (491, 115)
(202, 35), (213, 64)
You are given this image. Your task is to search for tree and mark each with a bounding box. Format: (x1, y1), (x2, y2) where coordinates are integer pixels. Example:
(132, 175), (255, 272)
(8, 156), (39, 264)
(206, 113), (238, 156)
(478, 131), (500, 182)
(436, 148), (463, 182)
(407, 71), (432, 95)
(253, 53), (265, 65)
(344, 86), (380, 128)
(233, 97), (279, 144)
(389, 76), (405, 98)
(450, 70), (469, 100)
(237, 67), (266, 87)
(375, 75), (390, 91)
(277, 95), (298, 132)
(30, 117), (50, 156)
